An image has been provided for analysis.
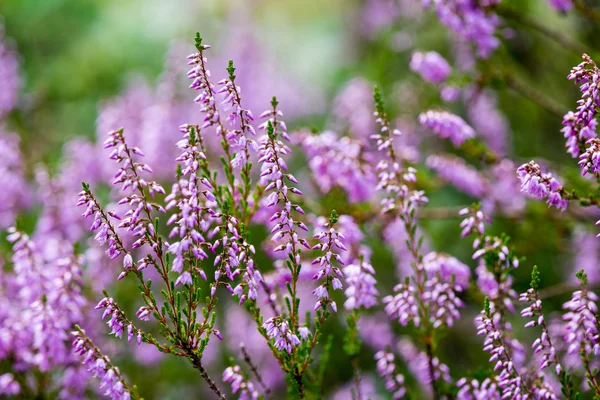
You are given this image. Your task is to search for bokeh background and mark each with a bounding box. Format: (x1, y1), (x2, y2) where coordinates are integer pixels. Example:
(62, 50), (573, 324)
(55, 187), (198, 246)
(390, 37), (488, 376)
(2, 0), (600, 398)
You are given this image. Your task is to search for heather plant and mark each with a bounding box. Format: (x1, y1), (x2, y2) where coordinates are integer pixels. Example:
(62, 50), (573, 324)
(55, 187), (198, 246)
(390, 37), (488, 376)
(5, 1), (600, 399)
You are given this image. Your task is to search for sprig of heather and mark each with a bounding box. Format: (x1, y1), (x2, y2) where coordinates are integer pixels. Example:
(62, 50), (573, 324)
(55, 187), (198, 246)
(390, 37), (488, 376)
(476, 298), (532, 399)
(222, 364), (261, 400)
(258, 97), (309, 332)
(374, 351), (407, 399)
(72, 326), (136, 400)
(516, 161), (568, 211)
(343, 253), (379, 311)
(373, 87), (448, 396)
(419, 110), (476, 147)
(562, 54), (599, 158)
(95, 296), (143, 345)
(409, 51), (451, 85)
(460, 206), (525, 367)
(79, 125), (227, 398)
(520, 266), (577, 399)
(187, 34), (237, 200)
(562, 270), (600, 396)
(311, 210), (345, 313)
(218, 60), (258, 222)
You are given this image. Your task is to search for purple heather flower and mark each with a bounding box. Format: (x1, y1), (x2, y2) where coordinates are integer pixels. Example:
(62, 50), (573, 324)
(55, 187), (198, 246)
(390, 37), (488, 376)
(343, 253), (379, 310)
(422, 275), (465, 328)
(419, 110), (476, 147)
(262, 317), (300, 354)
(516, 161), (568, 211)
(456, 377), (500, 400)
(95, 297), (142, 345)
(562, 54), (600, 157)
(301, 131), (376, 203)
(458, 206), (491, 238)
(422, 251), (470, 289)
(258, 103), (311, 266)
(562, 283), (600, 356)
(311, 214), (345, 312)
(423, 0), (500, 58)
(222, 365), (260, 400)
(579, 138), (600, 176)
(374, 351), (407, 399)
(383, 281), (420, 326)
(547, 0), (573, 12)
(520, 287), (563, 375)
(410, 51), (452, 84)
(440, 85), (461, 102)
(0, 373), (20, 396)
(72, 329), (132, 400)
(426, 154), (488, 198)
(476, 302), (531, 399)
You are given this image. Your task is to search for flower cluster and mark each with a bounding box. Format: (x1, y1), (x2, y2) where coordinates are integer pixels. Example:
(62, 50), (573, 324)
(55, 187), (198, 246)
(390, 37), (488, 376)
(95, 297), (143, 345)
(343, 253), (378, 310)
(422, 0), (500, 58)
(72, 328), (133, 400)
(311, 211), (345, 312)
(562, 54), (599, 157)
(476, 299), (531, 399)
(419, 110), (476, 147)
(222, 365), (260, 400)
(409, 51), (451, 84)
(516, 161), (568, 211)
(374, 351), (407, 399)
(262, 317), (301, 354)
(562, 271), (600, 357)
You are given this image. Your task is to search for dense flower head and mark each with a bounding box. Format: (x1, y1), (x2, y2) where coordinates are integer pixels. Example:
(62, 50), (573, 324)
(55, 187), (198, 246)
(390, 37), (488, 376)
(301, 130), (376, 203)
(423, 275), (464, 328)
(165, 124), (211, 281)
(311, 211), (345, 312)
(409, 51), (451, 84)
(383, 281), (420, 326)
(343, 252), (378, 310)
(519, 269), (563, 375)
(476, 300), (531, 399)
(374, 351), (407, 399)
(419, 110), (476, 147)
(562, 273), (600, 357)
(422, 251), (470, 289)
(423, 0), (500, 58)
(516, 161), (568, 211)
(262, 317), (300, 354)
(562, 54), (600, 157)
(578, 137), (600, 176)
(217, 60), (258, 169)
